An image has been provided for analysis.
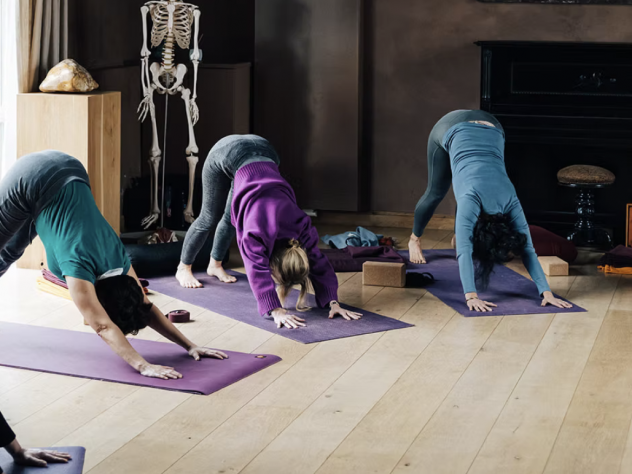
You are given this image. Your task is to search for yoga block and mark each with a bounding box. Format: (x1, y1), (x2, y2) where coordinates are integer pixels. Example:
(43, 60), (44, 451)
(362, 262), (406, 288)
(538, 256), (569, 276)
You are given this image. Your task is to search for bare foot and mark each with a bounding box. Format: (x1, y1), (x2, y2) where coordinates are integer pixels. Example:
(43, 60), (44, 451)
(451, 234), (456, 249)
(176, 263), (203, 289)
(207, 258), (237, 283)
(408, 234), (426, 264)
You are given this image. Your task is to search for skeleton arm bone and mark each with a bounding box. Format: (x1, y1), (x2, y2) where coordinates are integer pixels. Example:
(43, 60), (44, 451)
(140, 6), (151, 97)
(141, 6), (151, 58)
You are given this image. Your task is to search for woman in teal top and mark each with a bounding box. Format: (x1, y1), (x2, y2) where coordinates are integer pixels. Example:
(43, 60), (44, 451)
(409, 110), (572, 312)
(0, 151), (227, 378)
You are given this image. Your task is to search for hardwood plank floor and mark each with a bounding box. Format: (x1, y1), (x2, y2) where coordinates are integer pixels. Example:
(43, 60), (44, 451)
(0, 225), (629, 474)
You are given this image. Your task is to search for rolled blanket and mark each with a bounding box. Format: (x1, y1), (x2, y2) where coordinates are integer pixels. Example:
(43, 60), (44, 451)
(528, 225), (578, 263)
(43, 268), (68, 289)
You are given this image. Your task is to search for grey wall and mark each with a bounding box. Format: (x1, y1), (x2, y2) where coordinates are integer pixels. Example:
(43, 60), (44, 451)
(254, 0), (365, 211)
(368, 0), (632, 214)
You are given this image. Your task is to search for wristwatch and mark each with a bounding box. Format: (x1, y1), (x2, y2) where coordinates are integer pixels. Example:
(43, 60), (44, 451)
(329, 300), (340, 308)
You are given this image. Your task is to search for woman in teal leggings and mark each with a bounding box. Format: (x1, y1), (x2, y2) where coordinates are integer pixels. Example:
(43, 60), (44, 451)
(409, 110), (572, 312)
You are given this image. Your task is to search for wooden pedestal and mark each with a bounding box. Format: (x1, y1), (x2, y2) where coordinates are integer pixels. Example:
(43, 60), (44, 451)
(16, 91), (121, 269)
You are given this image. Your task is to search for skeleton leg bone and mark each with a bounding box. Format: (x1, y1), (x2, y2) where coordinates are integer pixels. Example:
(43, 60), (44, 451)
(180, 86), (199, 224)
(142, 86), (162, 229)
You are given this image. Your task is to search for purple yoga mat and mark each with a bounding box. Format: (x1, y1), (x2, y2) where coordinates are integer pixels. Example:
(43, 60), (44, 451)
(147, 270), (413, 344)
(401, 249), (585, 317)
(0, 446), (85, 474)
(0, 322), (280, 395)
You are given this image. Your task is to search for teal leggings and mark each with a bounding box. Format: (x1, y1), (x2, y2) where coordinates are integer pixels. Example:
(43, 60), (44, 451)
(412, 110), (502, 237)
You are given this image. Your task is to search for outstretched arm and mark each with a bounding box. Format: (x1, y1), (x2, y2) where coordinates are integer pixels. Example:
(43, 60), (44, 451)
(299, 221), (338, 308)
(127, 267), (228, 360)
(66, 277), (182, 379)
(507, 200), (550, 295)
(299, 219), (362, 321)
(508, 200), (572, 309)
(1, 410), (72, 466)
(455, 197), (498, 312)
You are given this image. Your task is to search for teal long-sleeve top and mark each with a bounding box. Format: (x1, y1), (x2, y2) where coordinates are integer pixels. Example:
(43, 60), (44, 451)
(442, 122), (550, 296)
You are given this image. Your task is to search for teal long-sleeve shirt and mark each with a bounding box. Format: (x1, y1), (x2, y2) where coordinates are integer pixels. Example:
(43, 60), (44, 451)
(442, 122), (550, 296)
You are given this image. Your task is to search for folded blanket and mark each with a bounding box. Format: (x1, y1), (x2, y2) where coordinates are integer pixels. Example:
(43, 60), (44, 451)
(598, 245), (632, 268)
(37, 276), (73, 300)
(322, 246), (405, 272)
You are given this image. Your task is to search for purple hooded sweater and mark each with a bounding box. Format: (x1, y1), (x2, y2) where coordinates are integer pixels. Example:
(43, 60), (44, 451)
(231, 162), (339, 316)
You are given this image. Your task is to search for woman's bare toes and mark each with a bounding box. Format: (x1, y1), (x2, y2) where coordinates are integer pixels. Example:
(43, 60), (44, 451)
(408, 238), (426, 264)
(207, 265), (237, 283)
(176, 267), (203, 289)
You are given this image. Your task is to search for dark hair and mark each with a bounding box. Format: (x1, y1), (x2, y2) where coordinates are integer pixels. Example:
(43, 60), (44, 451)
(471, 211), (527, 290)
(95, 275), (153, 335)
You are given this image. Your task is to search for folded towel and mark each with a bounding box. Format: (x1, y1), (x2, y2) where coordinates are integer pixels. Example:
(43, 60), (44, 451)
(37, 276), (73, 300)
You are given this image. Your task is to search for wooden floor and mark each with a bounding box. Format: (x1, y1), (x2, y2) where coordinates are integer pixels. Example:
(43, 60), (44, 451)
(1, 225), (631, 474)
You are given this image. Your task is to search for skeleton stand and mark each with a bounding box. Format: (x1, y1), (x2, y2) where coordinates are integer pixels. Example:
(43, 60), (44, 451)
(138, 1), (201, 230)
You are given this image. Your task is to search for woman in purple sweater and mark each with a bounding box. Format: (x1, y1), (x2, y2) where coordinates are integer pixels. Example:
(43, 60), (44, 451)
(177, 135), (362, 329)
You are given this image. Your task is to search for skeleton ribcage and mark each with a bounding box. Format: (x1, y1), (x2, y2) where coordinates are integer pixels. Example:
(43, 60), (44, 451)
(150, 3), (195, 50)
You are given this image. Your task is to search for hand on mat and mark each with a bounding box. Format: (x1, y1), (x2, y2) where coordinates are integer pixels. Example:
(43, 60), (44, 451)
(13, 448), (72, 467)
(271, 308), (306, 329)
(467, 297), (497, 312)
(188, 346), (229, 361)
(541, 291), (573, 309)
(408, 234), (426, 264)
(328, 302), (362, 321)
(140, 363), (183, 380)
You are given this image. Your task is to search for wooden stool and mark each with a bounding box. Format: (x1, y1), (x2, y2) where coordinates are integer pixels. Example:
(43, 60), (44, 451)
(557, 165), (614, 249)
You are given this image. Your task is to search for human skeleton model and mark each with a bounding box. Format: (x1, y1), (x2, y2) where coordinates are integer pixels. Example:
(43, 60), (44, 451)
(138, 0), (201, 229)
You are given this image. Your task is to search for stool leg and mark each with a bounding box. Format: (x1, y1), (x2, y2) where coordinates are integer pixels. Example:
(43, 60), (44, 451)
(567, 189), (613, 249)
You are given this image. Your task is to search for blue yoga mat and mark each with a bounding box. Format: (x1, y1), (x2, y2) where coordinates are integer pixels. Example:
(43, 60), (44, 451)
(147, 270), (414, 344)
(402, 249), (585, 317)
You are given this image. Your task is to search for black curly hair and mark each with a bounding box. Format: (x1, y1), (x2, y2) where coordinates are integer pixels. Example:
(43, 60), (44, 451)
(471, 211), (527, 290)
(94, 275), (153, 335)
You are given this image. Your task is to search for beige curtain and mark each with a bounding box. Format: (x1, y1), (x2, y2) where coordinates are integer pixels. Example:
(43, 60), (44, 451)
(17, 0), (68, 93)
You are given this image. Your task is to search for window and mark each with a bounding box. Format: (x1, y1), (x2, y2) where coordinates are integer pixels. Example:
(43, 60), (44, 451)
(0, 0), (17, 177)
(0, 0), (5, 169)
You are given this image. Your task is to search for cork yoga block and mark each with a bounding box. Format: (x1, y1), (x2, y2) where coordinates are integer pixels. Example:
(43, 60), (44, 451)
(362, 262), (406, 288)
(538, 256), (569, 276)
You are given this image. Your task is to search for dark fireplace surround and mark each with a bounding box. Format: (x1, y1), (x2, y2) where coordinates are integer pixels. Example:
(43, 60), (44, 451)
(476, 41), (632, 245)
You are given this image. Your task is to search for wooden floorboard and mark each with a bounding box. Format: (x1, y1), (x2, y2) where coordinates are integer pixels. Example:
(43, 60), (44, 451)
(0, 226), (629, 474)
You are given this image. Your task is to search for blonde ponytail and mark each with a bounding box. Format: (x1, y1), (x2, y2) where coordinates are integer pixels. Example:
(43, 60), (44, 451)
(270, 239), (312, 312)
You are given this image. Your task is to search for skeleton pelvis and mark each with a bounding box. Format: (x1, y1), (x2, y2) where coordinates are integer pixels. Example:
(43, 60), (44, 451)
(150, 61), (187, 92)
